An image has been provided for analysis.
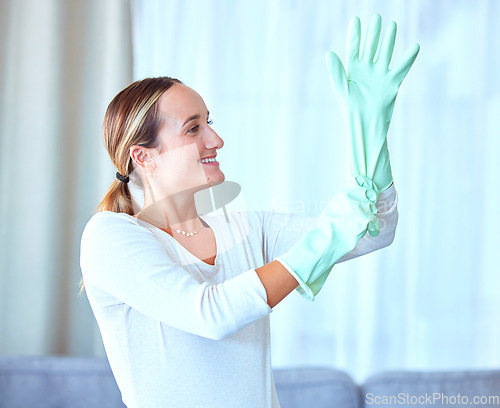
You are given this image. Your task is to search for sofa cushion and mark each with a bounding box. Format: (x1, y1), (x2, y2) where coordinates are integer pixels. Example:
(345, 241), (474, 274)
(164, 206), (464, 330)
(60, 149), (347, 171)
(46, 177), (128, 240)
(362, 370), (500, 407)
(273, 366), (360, 408)
(0, 355), (125, 408)
(0, 356), (356, 408)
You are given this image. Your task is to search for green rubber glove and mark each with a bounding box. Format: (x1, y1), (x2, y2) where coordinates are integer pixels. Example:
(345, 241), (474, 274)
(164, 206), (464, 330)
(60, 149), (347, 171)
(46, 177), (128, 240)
(325, 14), (420, 193)
(274, 181), (380, 301)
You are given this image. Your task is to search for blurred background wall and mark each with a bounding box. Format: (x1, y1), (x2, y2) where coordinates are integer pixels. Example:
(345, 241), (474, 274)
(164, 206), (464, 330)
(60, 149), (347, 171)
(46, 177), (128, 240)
(1, 0), (499, 384)
(0, 0), (133, 356)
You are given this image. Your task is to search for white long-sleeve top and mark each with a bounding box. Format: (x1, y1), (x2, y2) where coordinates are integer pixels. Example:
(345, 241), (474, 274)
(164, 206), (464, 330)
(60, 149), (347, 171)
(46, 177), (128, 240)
(79, 184), (398, 408)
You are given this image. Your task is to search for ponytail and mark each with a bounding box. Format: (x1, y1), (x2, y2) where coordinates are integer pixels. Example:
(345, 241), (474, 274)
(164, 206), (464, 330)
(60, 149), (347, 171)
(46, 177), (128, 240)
(79, 76), (182, 295)
(95, 178), (136, 215)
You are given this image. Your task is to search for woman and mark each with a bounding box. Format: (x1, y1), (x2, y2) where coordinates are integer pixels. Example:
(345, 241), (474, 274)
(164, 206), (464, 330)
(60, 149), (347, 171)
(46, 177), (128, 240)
(80, 15), (418, 408)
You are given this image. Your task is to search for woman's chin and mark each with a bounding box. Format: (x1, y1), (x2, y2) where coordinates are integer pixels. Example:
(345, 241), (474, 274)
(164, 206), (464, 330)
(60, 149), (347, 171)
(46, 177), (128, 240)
(207, 172), (225, 186)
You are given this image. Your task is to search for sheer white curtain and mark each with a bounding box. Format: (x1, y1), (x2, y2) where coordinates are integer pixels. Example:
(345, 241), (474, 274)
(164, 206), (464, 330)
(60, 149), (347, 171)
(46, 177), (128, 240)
(0, 0), (132, 356)
(131, 0), (500, 382)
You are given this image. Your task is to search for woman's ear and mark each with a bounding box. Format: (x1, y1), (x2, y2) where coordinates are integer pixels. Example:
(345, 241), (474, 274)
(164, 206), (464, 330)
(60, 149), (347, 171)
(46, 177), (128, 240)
(130, 145), (153, 169)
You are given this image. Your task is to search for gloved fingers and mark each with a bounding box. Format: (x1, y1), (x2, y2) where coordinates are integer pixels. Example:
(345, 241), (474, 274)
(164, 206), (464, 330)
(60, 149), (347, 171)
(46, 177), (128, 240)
(390, 43), (421, 85)
(346, 16), (361, 63)
(375, 20), (397, 68)
(368, 218), (381, 237)
(361, 14), (382, 63)
(325, 51), (348, 95)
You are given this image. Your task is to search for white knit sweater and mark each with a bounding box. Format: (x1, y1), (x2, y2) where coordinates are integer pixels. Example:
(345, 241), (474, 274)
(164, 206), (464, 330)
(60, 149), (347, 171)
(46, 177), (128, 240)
(79, 185), (398, 408)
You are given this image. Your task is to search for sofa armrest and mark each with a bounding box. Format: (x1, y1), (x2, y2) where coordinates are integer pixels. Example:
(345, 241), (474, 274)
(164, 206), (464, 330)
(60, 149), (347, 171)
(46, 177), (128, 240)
(0, 355), (125, 408)
(362, 370), (500, 408)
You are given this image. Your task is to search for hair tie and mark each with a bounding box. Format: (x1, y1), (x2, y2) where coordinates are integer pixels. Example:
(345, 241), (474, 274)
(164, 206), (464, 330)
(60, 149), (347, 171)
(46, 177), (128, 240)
(116, 172), (130, 183)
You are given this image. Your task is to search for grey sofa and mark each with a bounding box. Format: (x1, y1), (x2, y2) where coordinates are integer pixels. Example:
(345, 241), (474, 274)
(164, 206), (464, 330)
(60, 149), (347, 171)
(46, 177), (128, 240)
(1, 355), (500, 408)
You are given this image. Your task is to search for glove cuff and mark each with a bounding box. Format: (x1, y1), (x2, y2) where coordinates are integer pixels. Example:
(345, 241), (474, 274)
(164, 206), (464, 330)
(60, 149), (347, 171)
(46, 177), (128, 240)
(275, 179), (381, 301)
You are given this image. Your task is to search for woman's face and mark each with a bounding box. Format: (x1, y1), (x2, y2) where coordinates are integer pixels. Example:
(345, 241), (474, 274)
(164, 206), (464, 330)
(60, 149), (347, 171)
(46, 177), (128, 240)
(145, 83), (225, 197)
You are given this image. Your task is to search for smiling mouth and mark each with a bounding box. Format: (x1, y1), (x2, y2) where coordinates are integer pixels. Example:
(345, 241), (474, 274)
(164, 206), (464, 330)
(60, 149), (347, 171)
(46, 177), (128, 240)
(199, 155), (218, 165)
(200, 159), (219, 166)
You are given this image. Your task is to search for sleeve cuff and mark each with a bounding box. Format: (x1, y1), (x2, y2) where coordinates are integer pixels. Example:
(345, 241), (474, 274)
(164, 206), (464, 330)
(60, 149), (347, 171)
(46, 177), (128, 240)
(244, 269), (274, 314)
(274, 257), (316, 302)
(376, 182), (397, 213)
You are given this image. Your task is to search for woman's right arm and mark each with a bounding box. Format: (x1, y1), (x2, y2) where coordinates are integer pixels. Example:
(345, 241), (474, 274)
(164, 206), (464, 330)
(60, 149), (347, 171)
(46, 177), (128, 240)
(255, 261), (299, 309)
(80, 213), (273, 341)
(254, 183), (399, 302)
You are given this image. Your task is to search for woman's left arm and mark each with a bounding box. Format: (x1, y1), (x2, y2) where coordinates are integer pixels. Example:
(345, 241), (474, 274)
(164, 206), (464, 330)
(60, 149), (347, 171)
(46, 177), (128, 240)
(261, 182), (397, 267)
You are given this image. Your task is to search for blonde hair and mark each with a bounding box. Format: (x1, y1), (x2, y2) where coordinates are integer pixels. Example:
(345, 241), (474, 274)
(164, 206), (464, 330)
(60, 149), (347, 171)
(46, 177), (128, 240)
(79, 77), (182, 294)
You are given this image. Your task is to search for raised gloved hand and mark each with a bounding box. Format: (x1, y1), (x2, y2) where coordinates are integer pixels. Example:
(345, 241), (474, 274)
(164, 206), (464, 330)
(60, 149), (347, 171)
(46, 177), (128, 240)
(325, 14), (420, 193)
(274, 182), (379, 301)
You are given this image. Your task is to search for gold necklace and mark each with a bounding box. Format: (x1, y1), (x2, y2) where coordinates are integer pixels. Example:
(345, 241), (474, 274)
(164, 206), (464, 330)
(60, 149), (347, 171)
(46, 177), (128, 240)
(173, 220), (204, 237)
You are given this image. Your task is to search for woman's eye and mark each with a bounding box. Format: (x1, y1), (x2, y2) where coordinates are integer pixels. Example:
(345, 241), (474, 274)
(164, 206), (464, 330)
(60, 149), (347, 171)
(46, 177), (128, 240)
(187, 120), (212, 134)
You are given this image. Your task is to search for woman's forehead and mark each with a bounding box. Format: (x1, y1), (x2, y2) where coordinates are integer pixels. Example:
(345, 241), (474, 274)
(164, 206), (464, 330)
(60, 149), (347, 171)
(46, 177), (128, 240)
(158, 84), (207, 122)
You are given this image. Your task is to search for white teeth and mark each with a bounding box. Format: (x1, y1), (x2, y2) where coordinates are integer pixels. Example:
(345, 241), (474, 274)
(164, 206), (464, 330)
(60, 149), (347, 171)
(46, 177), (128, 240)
(201, 158), (216, 163)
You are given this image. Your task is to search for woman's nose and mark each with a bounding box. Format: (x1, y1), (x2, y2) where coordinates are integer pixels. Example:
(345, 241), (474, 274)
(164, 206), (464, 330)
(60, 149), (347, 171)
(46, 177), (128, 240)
(205, 126), (224, 149)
